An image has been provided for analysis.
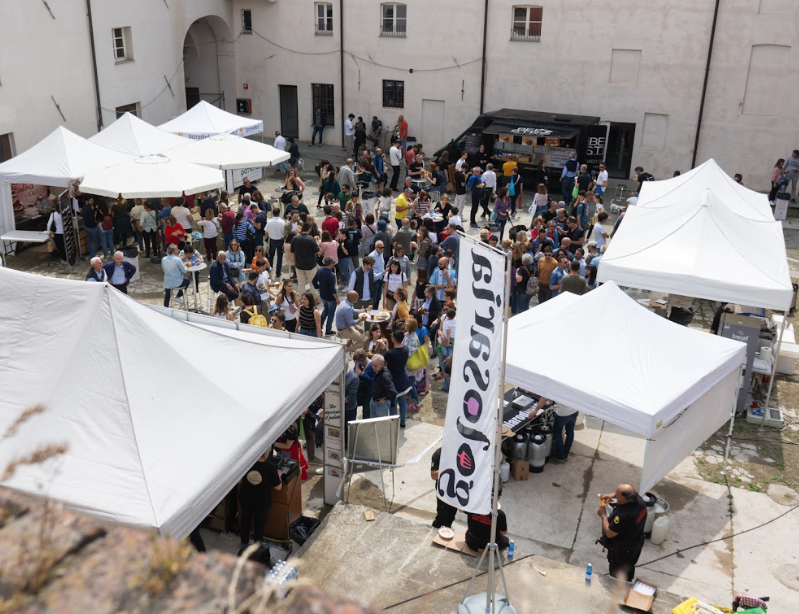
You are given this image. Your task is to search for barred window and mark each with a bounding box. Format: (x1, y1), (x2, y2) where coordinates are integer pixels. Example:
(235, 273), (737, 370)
(311, 84), (335, 125)
(511, 6), (542, 42)
(380, 3), (407, 37)
(382, 80), (404, 109)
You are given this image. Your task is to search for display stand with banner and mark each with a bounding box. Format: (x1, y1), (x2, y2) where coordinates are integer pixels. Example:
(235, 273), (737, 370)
(58, 187), (79, 267)
(323, 374), (345, 506)
(434, 232), (516, 614)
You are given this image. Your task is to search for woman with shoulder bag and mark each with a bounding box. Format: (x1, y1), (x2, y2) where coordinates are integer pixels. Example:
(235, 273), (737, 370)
(46, 204), (67, 264)
(360, 213), (378, 258)
(513, 253), (536, 314)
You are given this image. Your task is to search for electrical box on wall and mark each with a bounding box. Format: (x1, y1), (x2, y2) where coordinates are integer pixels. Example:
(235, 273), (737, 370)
(236, 98), (252, 115)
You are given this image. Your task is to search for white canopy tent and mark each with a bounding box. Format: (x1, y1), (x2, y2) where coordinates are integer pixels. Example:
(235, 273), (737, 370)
(89, 112), (192, 157)
(159, 101), (263, 140)
(0, 267), (344, 537)
(598, 189), (793, 311)
(79, 154), (225, 198)
(635, 158), (774, 221)
(167, 132), (290, 169)
(0, 126), (135, 246)
(505, 283), (746, 491)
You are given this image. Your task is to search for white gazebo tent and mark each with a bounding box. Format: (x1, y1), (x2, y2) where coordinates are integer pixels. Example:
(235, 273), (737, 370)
(89, 112), (192, 157)
(598, 188), (793, 311)
(78, 154), (225, 198)
(0, 126), (135, 249)
(505, 283), (746, 491)
(158, 101), (264, 140)
(0, 267), (344, 537)
(168, 132), (290, 169)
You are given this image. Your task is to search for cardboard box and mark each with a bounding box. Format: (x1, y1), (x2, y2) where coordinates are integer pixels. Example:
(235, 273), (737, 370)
(510, 459), (529, 481)
(623, 579), (657, 612)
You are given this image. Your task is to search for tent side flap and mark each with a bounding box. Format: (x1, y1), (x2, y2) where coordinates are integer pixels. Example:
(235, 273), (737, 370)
(641, 368), (739, 491)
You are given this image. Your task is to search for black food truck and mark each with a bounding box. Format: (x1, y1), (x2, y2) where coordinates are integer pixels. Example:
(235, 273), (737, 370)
(435, 109), (609, 193)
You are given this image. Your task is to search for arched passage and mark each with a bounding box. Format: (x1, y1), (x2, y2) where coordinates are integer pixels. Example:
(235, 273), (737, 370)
(182, 15), (235, 112)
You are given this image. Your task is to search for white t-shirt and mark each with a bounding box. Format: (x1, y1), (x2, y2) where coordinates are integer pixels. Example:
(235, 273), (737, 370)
(592, 223), (608, 249)
(455, 159), (467, 170)
(389, 146), (403, 166)
(441, 317), (457, 344)
(344, 119), (355, 136)
(266, 216), (285, 240)
(596, 170), (608, 189)
(258, 270), (271, 302)
(274, 135), (286, 151)
(47, 212), (64, 234)
(172, 205), (193, 230)
(626, 196), (638, 207)
(198, 219), (219, 238)
(449, 214), (462, 227)
(483, 170), (497, 189)
(554, 403), (578, 417)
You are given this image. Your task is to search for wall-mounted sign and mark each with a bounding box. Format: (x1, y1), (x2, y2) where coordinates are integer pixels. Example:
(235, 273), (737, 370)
(511, 127), (552, 136)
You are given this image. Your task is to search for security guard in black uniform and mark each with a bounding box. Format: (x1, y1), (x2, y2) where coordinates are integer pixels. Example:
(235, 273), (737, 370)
(597, 484), (647, 581)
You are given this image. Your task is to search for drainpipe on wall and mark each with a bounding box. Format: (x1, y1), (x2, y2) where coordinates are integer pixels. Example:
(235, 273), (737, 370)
(479, 0), (489, 114)
(691, 0), (721, 168)
(340, 0), (345, 146)
(86, 0), (104, 131)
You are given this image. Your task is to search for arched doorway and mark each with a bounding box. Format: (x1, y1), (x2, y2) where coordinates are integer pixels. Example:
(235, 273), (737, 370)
(182, 16), (235, 111)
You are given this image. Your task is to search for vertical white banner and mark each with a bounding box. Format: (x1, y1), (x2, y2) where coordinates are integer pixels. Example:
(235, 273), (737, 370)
(436, 240), (507, 515)
(323, 375), (345, 506)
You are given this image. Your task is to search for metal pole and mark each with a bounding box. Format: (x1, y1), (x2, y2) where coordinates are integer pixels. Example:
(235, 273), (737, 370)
(479, 0), (489, 114)
(485, 249), (513, 614)
(722, 365), (743, 477)
(85, 0), (104, 131)
(691, 0), (720, 168)
(761, 313), (788, 428)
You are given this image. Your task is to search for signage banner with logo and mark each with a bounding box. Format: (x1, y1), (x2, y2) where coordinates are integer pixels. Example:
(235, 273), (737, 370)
(436, 240), (507, 515)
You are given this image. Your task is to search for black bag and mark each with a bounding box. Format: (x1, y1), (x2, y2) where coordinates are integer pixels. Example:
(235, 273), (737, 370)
(246, 223), (256, 243)
(357, 377), (370, 408)
(48, 215), (56, 233)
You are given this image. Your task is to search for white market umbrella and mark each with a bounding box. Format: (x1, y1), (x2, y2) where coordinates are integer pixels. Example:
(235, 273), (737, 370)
(79, 154), (225, 198)
(89, 113), (192, 157)
(167, 132), (290, 170)
(158, 101), (263, 140)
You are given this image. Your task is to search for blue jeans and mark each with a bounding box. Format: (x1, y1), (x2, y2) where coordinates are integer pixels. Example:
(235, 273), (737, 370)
(84, 226), (100, 256)
(312, 126), (324, 145)
(390, 392), (407, 426)
(372, 279), (384, 309)
(562, 176), (575, 205)
(321, 298), (338, 335)
(553, 411), (578, 459)
(100, 228), (114, 257)
(370, 399), (391, 418)
(223, 233), (233, 250)
(514, 292), (532, 314)
(337, 257), (353, 285)
(275, 160), (291, 173)
(268, 238), (284, 276)
(135, 230), (144, 250)
(164, 278), (191, 307)
(298, 328), (318, 338)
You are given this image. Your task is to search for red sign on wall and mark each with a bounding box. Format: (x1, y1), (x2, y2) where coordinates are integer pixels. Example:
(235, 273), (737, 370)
(243, 83), (249, 90)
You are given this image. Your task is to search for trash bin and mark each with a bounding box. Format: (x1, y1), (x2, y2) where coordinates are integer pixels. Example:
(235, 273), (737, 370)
(774, 191), (790, 221)
(289, 515), (321, 546)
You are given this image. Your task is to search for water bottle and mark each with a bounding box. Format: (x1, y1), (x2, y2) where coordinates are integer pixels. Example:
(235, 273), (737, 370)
(507, 540), (515, 561)
(585, 563), (592, 585)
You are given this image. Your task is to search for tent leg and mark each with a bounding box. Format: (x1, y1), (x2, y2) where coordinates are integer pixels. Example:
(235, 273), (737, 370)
(761, 313), (788, 429)
(722, 365), (744, 478)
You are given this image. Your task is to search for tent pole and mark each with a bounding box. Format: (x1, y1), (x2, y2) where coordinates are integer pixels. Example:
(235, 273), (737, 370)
(484, 249), (513, 614)
(761, 313), (787, 429)
(722, 365), (743, 478)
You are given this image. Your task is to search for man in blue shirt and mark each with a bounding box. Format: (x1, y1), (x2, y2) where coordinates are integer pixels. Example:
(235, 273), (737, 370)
(548, 256), (570, 298)
(336, 290), (367, 350)
(368, 241), (386, 309)
(210, 251), (240, 302)
(103, 251), (137, 294)
(430, 256), (456, 301)
(313, 257), (340, 336)
(439, 224), (461, 264)
(161, 244), (189, 307)
(560, 153), (579, 206)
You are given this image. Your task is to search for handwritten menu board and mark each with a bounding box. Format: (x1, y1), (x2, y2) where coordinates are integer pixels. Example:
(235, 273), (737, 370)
(546, 147), (577, 169)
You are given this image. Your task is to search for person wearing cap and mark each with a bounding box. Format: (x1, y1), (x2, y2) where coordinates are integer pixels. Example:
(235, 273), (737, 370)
(585, 241), (600, 264)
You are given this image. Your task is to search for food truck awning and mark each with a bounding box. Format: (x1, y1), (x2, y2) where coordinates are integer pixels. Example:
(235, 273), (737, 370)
(482, 122), (579, 140)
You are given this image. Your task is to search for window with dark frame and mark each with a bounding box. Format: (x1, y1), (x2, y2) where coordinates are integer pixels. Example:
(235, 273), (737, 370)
(242, 9), (253, 34)
(112, 27), (132, 61)
(382, 80), (404, 109)
(115, 103), (139, 119)
(511, 6), (543, 41)
(315, 2), (333, 35)
(380, 3), (407, 37)
(311, 84), (335, 125)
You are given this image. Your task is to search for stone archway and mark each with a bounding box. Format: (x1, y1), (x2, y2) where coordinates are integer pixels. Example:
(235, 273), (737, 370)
(182, 15), (236, 112)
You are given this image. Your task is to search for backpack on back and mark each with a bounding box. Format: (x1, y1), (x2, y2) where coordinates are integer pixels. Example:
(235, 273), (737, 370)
(243, 308), (268, 327)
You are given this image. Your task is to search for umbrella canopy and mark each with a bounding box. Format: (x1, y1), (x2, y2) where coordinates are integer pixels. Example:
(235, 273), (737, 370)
(78, 154), (225, 198)
(0, 126), (134, 187)
(158, 101), (263, 140)
(168, 132), (290, 169)
(89, 113), (191, 157)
